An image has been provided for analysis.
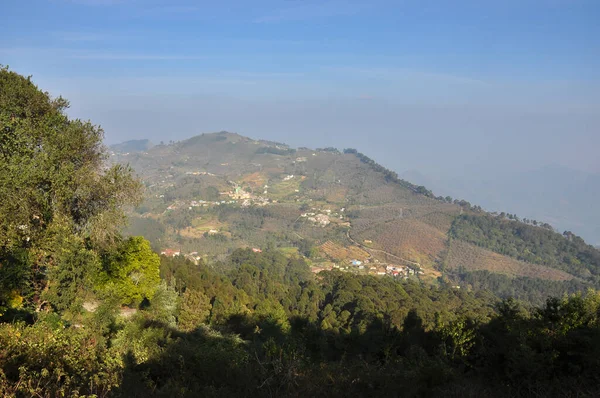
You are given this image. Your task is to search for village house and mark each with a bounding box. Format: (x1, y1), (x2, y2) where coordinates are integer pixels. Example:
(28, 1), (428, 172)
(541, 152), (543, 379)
(314, 214), (330, 226)
(160, 249), (180, 257)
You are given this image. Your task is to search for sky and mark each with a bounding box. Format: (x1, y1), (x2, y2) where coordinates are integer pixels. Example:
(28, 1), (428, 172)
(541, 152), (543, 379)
(2, 0), (599, 179)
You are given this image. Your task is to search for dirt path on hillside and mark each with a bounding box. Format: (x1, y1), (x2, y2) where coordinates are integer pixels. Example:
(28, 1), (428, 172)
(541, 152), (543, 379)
(346, 229), (421, 267)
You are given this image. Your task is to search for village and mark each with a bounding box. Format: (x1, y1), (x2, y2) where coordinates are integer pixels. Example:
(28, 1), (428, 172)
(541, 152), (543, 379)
(310, 257), (423, 279)
(161, 246), (423, 281)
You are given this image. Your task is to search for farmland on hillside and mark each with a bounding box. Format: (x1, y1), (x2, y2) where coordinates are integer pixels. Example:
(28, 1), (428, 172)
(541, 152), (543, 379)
(353, 219), (448, 264)
(320, 241), (370, 262)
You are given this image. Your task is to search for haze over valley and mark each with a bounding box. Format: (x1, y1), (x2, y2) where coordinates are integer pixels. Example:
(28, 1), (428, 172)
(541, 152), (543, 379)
(2, 1), (600, 396)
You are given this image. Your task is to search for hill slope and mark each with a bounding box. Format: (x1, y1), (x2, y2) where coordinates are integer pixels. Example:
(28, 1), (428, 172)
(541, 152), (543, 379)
(110, 139), (154, 153)
(112, 132), (600, 303)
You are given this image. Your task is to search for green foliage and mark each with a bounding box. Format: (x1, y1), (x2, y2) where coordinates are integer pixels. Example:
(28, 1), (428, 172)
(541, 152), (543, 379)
(0, 248), (30, 314)
(177, 288), (211, 331)
(450, 214), (600, 280)
(256, 146), (296, 156)
(453, 269), (591, 305)
(147, 280), (178, 327)
(98, 236), (161, 306)
(343, 148), (435, 198)
(3, 247), (600, 396)
(0, 320), (122, 397)
(0, 67), (142, 309)
(44, 236), (100, 313)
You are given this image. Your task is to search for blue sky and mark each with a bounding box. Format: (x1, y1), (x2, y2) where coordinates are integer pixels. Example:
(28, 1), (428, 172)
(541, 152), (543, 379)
(2, 0), (600, 175)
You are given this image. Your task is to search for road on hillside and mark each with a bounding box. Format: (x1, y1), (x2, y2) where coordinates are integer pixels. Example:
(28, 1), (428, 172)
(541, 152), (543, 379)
(345, 229), (421, 267)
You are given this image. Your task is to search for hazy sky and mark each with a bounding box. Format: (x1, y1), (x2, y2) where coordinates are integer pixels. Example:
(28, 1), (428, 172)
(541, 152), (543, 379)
(3, 0), (599, 177)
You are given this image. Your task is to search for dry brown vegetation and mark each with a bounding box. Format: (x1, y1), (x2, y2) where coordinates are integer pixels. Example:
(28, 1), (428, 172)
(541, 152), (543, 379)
(320, 241), (370, 261)
(240, 172), (267, 189)
(445, 239), (574, 281)
(417, 210), (459, 232)
(355, 219), (448, 263)
(325, 186), (348, 203)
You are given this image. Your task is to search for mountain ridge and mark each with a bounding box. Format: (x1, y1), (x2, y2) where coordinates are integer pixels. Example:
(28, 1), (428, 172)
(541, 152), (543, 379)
(111, 131), (600, 304)
(402, 164), (600, 246)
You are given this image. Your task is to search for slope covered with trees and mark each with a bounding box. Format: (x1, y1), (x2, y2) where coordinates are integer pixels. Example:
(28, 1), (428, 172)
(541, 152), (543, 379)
(3, 250), (600, 397)
(450, 214), (600, 282)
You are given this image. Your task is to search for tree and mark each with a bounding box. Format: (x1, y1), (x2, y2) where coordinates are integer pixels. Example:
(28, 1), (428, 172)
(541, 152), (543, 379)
(178, 288), (212, 331)
(98, 236), (160, 306)
(0, 67), (142, 310)
(43, 236), (100, 313)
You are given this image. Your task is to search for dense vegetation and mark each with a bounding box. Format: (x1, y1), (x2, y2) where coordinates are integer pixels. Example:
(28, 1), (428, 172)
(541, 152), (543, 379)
(3, 68), (600, 397)
(256, 146), (296, 156)
(0, 67), (143, 316)
(3, 251), (600, 397)
(450, 269), (591, 305)
(450, 214), (600, 282)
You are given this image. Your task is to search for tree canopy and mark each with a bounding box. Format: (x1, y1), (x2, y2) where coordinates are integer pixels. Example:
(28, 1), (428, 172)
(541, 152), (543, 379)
(0, 67), (143, 313)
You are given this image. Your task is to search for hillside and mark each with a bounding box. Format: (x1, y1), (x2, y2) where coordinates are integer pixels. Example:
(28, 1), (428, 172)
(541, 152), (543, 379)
(110, 139), (154, 153)
(4, 69), (600, 398)
(403, 166), (600, 246)
(113, 132), (600, 303)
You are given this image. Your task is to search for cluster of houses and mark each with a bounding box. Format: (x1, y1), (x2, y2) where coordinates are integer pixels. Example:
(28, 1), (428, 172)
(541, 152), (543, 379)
(320, 258), (423, 279)
(185, 171), (215, 176)
(385, 264), (423, 278)
(301, 207), (346, 227)
(160, 249), (181, 257)
(225, 185), (253, 200)
(223, 184), (271, 207)
(189, 199), (236, 208)
(165, 199), (238, 212)
(160, 249), (202, 264)
(303, 213), (331, 227)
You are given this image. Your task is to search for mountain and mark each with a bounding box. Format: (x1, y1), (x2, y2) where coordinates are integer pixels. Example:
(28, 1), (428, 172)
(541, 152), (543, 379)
(112, 132), (600, 304)
(110, 139), (154, 153)
(402, 165), (600, 246)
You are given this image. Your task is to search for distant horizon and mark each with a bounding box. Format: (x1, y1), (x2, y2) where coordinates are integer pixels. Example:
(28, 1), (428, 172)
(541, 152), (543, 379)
(5, 0), (598, 243)
(4, 0), (599, 176)
(107, 131), (600, 178)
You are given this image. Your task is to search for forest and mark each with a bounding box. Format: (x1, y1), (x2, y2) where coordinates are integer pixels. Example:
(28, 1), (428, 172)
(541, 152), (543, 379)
(2, 68), (600, 397)
(450, 214), (600, 282)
